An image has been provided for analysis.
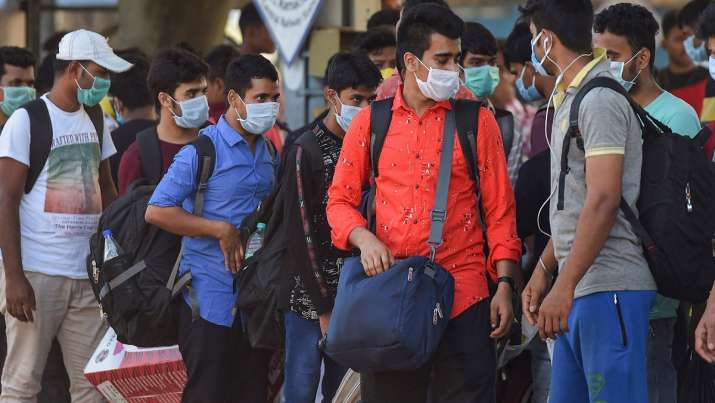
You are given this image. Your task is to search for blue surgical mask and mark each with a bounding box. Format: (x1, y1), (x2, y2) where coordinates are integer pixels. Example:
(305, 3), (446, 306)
(530, 31), (550, 76)
(1, 86), (36, 117)
(335, 100), (362, 132)
(76, 64), (111, 107)
(710, 56), (715, 80)
(170, 95), (209, 129)
(609, 51), (643, 92)
(463, 65), (500, 98)
(115, 110), (125, 125)
(237, 97), (279, 135)
(684, 35), (708, 63)
(515, 66), (542, 102)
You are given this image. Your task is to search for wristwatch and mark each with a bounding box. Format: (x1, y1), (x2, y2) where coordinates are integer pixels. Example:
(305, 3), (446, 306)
(497, 276), (515, 291)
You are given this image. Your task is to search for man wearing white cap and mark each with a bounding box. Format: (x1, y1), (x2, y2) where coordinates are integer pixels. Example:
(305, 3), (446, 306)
(0, 29), (130, 402)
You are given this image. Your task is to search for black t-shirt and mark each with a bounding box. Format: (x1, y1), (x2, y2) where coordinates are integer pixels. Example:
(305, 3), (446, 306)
(515, 149), (551, 272)
(109, 118), (155, 184)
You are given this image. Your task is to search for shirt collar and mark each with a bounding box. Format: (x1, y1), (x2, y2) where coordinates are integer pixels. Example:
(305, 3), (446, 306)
(393, 84), (453, 114)
(217, 115), (247, 147)
(554, 48), (607, 108)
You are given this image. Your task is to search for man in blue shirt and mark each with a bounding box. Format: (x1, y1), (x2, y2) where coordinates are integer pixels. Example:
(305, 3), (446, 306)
(146, 54), (280, 403)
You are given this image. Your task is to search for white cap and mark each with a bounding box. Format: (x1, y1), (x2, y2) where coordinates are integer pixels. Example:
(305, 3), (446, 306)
(56, 29), (132, 73)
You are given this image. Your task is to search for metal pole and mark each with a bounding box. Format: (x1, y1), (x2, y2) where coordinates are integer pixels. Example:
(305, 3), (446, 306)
(23, 0), (42, 57)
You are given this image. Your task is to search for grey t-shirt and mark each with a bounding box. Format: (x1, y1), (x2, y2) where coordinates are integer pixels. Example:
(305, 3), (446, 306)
(549, 58), (656, 299)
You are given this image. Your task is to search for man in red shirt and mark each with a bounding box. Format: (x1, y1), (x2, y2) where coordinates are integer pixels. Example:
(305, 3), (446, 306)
(327, 4), (521, 402)
(118, 48), (209, 193)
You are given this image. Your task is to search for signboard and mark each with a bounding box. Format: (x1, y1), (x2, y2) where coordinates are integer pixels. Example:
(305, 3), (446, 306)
(253, 0), (323, 64)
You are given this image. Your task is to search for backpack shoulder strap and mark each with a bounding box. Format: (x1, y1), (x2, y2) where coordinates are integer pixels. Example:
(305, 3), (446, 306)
(453, 99), (488, 236)
(188, 135), (216, 216)
(369, 98), (394, 178)
(136, 126), (163, 185)
(265, 136), (278, 161)
(23, 99), (52, 194)
(556, 76), (629, 211)
(85, 105), (104, 148)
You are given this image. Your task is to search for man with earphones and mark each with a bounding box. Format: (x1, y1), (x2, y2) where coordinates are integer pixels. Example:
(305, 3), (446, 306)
(593, 5), (702, 403)
(520, 1), (657, 403)
(145, 54), (280, 402)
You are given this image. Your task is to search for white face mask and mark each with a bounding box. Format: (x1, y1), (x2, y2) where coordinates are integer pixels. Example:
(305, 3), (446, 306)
(170, 95), (209, 129)
(413, 57), (460, 101)
(609, 50), (643, 92)
(236, 97), (279, 135)
(335, 100), (362, 132)
(709, 56), (715, 81)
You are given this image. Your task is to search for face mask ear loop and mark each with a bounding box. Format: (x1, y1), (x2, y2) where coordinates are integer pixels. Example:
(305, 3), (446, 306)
(536, 50), (592, 238)
(234, 93), (248, 121)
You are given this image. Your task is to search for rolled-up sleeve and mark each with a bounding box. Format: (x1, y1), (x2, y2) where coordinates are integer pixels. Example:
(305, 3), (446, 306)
(476, 108), (522, 274)
(148, 144), (197, 208)
(326, 107), (372, 250)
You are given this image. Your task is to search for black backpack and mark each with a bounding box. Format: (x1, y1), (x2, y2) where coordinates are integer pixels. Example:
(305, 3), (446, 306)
(558, 77), (715, 302)
(22, 99), (104, 193)
(237, 128), (324, 350)
(367, 98), (487, 231)
(86, 133), (216, 347)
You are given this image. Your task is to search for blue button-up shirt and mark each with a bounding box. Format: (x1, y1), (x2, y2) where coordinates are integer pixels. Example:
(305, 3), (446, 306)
(148, 117), (276, 327)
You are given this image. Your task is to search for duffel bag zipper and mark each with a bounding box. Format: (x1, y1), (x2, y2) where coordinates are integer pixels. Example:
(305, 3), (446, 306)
(408, 267), (414, 282)
(686, 182), (693, 213)
(614, 294), (628, 347)
(432, 302), (443, 326)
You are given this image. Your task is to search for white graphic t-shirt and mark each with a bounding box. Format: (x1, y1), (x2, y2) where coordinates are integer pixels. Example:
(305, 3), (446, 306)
(0, 95), (116, 279)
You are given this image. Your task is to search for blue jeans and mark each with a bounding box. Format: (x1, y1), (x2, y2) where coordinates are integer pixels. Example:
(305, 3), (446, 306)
(526, 337), (551, 403)
(284, 311), (347, 403)
(647, 317), (677, 403)
(549, 291), (655, 403)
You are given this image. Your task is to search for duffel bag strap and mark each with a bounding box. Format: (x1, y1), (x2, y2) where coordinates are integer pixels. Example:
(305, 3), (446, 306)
(427, 107), (457, 262)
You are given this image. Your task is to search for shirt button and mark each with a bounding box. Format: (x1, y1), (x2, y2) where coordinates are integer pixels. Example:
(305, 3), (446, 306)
(415, 184), (419, 190)
(413, 219), (418, 224)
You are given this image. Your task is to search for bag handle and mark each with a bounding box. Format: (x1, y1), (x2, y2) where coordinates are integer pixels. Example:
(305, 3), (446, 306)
(427, 108), (457, 262)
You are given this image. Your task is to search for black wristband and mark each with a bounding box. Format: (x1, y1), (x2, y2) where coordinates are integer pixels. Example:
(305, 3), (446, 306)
(497, 276), (514, 291)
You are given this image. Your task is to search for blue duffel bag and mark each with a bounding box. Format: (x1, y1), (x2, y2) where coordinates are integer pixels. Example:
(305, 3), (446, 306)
(324, 256), (454, 372)
(323, 105), (460, 372)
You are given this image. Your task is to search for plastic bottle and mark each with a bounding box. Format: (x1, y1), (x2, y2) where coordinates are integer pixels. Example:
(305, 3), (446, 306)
(103, 229), (123, 262)
(244, 223), (266, 259)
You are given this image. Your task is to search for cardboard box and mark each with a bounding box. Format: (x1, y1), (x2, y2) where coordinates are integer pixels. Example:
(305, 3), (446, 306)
(84, 329), (186, 403)
(85, 328), (285, 402)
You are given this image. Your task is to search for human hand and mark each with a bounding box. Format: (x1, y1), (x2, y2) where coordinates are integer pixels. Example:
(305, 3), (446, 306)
(5, 272), (36, 322)
(490, 282), (514, 339)
(215, 222), (244, 273)
(537, 280), (574, 340)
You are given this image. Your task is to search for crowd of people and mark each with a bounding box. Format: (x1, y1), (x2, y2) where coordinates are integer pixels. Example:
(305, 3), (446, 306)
(0, 0), (714, 402)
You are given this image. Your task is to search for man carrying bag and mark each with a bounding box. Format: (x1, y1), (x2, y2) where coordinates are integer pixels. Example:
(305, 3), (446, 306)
(325, 4), (522, 402)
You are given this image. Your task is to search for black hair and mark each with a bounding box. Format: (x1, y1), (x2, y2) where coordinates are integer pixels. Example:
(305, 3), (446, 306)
(354, 26), (397, 55)
(205, 44), (240, 82)
(503, 22), (533, 68)
(110, 49), (152, 110)
(697, 3), (715, 40)
(460, 22), (497, 64)
(367, 9), (401, 30)
(36, 54), (55, 94)
(239, 3), (264, 34)
(594, 3), (659, 68)
(396, 3), (463, 72)
(147, 47), (209, 111)
(52, 58), (74, 76)
(679, 0), (712, 30)
(175, 41), (201, 57)
(42, 31), (68, 54)
(0, 47), (36, 78)
(661, 10), (679, 38)
(519, 0), (593, 54)
(403, 0), (448, 11)
(224, 54), (278, 98)
(325, 52), (382, 94)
